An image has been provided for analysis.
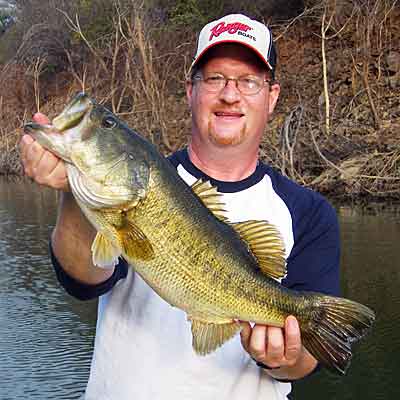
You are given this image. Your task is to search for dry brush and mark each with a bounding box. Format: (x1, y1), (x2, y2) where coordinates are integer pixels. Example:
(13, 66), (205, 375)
(0, 0), (399, 202)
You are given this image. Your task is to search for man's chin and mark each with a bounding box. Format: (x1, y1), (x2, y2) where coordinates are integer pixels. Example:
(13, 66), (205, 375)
(209, 130), (245, 147)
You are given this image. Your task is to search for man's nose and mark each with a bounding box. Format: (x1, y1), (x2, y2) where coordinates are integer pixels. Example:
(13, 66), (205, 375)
(219, 79), (241, 103)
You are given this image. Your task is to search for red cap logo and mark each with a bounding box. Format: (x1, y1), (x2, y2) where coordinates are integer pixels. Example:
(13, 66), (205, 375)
(209, 22), (253, 41)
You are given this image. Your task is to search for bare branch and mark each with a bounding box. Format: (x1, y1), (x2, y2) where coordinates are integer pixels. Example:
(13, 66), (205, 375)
(58, 9), (108, 75)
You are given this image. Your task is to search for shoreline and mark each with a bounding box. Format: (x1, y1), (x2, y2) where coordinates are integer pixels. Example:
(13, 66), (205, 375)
(1, 171), (399, 208)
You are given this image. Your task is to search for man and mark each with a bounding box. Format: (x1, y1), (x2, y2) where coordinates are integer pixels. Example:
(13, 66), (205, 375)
(19, 14), (340, 400)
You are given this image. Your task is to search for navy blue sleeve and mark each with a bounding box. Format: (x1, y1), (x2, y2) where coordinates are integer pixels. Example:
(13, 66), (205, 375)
(265, 171), (339, 380)
(50, 242), (129, 300)
(264, 165), (340, 297)
(282, 194), (340, 296)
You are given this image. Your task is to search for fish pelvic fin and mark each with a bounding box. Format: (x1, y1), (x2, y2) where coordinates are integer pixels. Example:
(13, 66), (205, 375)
(118, 219), (154, 261)
(189, 317), (241, 355)
(191, 179), (228, 222)
(91, 232), (121, 268)
(231, 220), (287, 279)
(301, 295), (375, 375)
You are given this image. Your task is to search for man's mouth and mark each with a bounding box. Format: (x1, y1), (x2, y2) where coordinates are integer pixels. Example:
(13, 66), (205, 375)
(214, 111), (244, 119)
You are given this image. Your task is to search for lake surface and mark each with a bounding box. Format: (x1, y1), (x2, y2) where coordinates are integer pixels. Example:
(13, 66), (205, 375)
(0, 180), (399, 399)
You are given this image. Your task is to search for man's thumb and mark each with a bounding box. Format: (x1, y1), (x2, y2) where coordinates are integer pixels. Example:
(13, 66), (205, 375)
(33, 112), (50, 125)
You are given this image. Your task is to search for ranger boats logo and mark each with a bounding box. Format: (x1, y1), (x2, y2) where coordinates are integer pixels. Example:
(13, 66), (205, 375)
(209, 21), (256, 42)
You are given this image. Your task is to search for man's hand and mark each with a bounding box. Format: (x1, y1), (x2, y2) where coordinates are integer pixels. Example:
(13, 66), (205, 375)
(240, 316), (318, 380)
(20, 113), (115, 285)
(19, 113), (69, 191)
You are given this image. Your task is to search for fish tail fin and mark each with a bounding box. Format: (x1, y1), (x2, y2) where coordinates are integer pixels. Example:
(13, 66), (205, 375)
(301, 295), (375, 375)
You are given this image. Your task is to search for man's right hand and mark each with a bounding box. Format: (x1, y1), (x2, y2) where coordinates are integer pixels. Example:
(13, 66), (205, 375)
(19, 112), (69, 191)
(20, 113), (114, 285)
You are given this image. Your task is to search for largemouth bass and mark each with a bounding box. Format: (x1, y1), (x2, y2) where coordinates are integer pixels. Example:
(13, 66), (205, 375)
(24, 93), (375, 374)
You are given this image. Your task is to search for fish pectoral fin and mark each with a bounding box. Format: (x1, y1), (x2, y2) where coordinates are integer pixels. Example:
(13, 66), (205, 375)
(91, 232), (121, 268)
(191, 179), (228, 222)
(230, 220), (287, 279)
(189, 317), (241, 355)
(118, 220), (154, 261)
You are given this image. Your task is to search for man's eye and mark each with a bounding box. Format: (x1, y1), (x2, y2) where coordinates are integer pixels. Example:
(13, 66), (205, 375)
(205, 76), (225, 84)
(240, 77), (259, 89)
(102, 116), (117, 128)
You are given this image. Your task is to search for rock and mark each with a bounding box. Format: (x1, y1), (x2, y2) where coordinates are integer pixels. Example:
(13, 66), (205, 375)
(338, 155), (370, 180)
(388, 75), (399, 88)
(386, 51), (400, 73)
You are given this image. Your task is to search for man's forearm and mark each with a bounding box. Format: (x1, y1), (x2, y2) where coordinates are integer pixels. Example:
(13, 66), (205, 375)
(51, 192), (114, 285)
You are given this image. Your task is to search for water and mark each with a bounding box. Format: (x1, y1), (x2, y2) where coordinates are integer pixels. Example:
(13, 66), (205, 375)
(0, 181), (97, 400)
(0, 180), (399, 399)
(292, 206), (400, 399)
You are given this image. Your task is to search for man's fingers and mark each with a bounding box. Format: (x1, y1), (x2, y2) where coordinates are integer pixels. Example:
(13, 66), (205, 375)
(248, 325), (267, 360)
(46, 157), (69, 191)
(240, 322), (252, 352)
(23, 140), (46, 175)
(19, 134), (34, 164)
(265, 326), (285, 367)
(240, 319), (303, 370)
(19, 113), (70, 191)
(33, 151), (59, 181)
(284, 316), (302, 365)
(33, 112), (51, 125)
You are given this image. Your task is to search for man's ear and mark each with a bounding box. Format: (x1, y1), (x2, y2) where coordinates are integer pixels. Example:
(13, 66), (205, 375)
(186, 80), (194, 107)
(268, 82), (280, 115)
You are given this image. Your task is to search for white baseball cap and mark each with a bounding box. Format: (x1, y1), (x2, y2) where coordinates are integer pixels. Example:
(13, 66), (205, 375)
(191, 14), (277, 78)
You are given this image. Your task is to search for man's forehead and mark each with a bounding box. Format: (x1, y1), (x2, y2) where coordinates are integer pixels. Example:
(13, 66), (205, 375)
(201, 43), (268, 72)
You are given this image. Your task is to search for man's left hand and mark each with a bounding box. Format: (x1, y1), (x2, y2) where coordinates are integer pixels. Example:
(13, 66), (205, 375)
(240, 315), (302, 370)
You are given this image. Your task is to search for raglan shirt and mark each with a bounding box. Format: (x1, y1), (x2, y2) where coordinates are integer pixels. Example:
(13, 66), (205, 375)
(51, 148), (340, 400)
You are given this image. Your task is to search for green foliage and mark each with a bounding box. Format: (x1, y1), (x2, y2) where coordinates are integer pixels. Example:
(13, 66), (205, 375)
(77, 0), (93, 13)
(168, 0), (224, 29)
(0, 22), (18, 63)
(71, 0), (116, 44)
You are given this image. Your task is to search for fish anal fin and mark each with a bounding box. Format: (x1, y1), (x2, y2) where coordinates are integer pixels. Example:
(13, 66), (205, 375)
(191, 179), (228, 222)
(189, 317), (241, 355)
(118, 219), (154, 261)
(231, 220), (286, 279)
(91, 232), (121, 269)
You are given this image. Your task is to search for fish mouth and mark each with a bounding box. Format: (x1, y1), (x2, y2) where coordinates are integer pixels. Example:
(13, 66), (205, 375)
(24, 122), (56, 135)
(23, 92), (94, 161)
(52, 92), (93, 131)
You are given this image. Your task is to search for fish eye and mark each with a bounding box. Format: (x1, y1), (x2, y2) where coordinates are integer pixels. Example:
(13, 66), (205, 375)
(102, 116), (117, 129)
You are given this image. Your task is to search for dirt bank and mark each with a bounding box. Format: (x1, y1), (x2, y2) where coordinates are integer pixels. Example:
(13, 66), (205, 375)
(0, 0), (399, 203)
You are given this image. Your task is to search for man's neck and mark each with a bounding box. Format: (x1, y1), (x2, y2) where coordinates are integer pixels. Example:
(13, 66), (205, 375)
(188, 143), (259, 182)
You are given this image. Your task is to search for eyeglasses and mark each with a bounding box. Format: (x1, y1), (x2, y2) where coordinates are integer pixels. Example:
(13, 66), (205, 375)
(192, 73), (270, 96)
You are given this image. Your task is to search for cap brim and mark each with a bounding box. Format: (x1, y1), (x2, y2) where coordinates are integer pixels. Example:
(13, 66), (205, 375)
(190, 39), (273, 73)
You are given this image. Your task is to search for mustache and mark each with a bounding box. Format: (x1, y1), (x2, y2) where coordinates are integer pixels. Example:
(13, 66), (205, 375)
(212, 108), (245, 114)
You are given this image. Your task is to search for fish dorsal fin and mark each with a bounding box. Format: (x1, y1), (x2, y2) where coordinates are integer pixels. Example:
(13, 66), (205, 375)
(191, 179), (228, 222)
(117, 219), (154, 261)
(91, 232), (121, 268)
(189, 317), (241, 355)
(231, 220), (287, 279)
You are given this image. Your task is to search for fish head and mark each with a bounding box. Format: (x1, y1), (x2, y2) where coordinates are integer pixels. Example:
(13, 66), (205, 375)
(24, 92), (151, 207)
(24, 92), (94, 163)
(24, 92), (143, 172)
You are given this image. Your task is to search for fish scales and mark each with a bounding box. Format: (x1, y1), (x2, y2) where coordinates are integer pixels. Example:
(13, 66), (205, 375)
(134, 175), (305, 327)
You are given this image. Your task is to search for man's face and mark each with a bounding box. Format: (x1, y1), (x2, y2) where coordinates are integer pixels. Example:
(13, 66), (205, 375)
(186, 44), (280, 149)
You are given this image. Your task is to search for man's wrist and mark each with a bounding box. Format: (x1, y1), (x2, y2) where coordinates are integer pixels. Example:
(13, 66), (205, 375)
(252, 357), (280, 370)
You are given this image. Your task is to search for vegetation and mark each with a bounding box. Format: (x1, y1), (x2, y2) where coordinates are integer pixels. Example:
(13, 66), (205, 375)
(0, 0), (399, 203)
